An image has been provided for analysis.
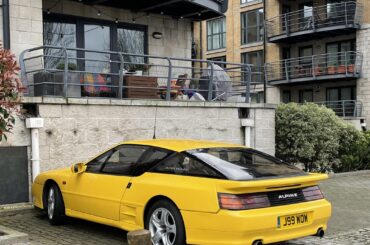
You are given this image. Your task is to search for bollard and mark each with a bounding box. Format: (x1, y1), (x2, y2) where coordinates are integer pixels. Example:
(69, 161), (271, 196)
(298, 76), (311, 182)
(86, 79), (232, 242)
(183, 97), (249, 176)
(127, 229), (152, 245)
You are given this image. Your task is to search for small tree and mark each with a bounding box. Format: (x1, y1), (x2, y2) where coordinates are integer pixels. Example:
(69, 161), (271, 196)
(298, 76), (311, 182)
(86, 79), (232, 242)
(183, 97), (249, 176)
(276, 103), (360, 172)
(0, 48), (22, 141)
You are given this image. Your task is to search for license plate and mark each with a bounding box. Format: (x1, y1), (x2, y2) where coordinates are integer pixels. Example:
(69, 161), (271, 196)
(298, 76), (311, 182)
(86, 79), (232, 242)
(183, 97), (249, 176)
(277, 212), (310, 229)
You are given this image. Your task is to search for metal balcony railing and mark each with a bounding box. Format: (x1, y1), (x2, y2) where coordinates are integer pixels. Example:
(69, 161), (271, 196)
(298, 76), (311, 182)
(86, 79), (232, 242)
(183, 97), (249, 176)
(265, 1), (363, 41)
(19, 46), (254, 102)
(265, 51), (362, 84)
(316, 100), (362, 117)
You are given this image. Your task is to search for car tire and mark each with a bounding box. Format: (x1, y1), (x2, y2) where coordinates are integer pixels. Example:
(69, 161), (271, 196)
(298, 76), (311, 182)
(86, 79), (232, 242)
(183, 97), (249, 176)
(145, 200), (186, 245)
(46, 184), (65, 225)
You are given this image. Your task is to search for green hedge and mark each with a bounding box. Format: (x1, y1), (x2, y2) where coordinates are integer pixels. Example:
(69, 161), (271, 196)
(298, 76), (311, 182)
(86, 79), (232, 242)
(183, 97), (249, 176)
(276, 103), (369, 173)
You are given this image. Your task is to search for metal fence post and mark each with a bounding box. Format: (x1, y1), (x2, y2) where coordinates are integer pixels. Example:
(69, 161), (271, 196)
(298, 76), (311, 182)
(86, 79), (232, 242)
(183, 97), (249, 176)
(166, 58), (172, 101)
(342, 100), (345, 117)
(19, 49), (30, 95)
(312, 55), (316, 79)
(207, 61), (214, 101)
(118, 53), (124, 99)
(62, 47), (68, 97)
(344, 2), (348, 25)
(284, 60), (289, 81)
(245, 64), (251, 103)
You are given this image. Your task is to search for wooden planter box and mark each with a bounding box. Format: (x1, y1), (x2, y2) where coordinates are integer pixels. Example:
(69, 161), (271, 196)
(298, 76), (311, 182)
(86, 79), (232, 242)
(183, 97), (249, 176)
(125, 76), (159, 99)
(327, 66), (337, 75)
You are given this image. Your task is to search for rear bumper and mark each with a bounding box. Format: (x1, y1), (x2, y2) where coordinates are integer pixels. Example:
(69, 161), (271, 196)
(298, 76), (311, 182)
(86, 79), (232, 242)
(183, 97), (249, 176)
(182, 199), (331, 245)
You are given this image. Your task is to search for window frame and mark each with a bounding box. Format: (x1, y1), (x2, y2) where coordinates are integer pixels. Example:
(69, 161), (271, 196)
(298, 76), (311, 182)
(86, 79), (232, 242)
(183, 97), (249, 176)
(43, 13), (148, 72)
(241, 50), (264, 83)
(241, 8), (264, 45)
(206, 17), (226, 51)
(326, 86), (356, 101)
(326, 39), (356, 66)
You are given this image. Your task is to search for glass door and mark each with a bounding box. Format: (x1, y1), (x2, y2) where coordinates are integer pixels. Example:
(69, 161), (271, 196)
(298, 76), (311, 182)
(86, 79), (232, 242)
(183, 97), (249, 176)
(299, 89), (313, 103)
(299, 2), (314, 30)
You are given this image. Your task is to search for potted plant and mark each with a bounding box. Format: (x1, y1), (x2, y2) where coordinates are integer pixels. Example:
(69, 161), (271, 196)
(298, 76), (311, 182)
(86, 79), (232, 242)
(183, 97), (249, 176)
(314, 66), (323, 76)
(129, 63), (149, 76)
(327, 63), (337, 75)
(337, 64), (346, 74)
(347, 63), (355, 73)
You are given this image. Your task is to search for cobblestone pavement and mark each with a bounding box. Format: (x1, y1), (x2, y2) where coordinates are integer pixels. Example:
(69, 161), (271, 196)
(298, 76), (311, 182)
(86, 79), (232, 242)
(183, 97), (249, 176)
(0, 172), (369, 245)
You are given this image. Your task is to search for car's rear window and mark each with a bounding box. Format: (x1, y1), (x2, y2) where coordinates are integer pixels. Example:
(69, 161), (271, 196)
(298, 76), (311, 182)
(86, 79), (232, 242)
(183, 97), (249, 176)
(187, 148), (306, 180)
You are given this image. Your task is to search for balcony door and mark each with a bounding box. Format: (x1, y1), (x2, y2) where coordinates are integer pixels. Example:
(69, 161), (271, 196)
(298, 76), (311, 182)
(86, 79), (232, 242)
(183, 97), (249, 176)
(299, 2), (314, 30)
(327, 86), (356, 116)
(298, 46), (313, 77)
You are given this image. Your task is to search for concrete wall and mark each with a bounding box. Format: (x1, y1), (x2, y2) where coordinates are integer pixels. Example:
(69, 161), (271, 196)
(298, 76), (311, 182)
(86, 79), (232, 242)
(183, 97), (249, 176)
(0, 98), (276, 174)
(357, 23), (370, 124)
(0, 0), (43, 57)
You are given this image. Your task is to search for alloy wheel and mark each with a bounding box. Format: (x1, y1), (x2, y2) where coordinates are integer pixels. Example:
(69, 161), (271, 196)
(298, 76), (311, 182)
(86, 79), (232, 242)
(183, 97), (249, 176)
(149, 207), (177, 245)
(47, 188), (55, 220)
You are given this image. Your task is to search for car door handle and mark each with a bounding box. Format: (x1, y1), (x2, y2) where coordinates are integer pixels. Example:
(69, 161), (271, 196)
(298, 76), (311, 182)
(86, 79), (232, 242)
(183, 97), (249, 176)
(126, 182), (132, 189)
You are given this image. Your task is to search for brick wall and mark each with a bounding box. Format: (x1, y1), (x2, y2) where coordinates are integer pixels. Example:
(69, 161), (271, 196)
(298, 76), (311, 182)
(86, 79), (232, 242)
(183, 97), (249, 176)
(0, 98), (276, 172)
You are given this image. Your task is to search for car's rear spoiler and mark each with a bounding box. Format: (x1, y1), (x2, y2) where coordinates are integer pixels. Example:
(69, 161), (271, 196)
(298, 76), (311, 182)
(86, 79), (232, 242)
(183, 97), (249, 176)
(216, 173), (328, 194)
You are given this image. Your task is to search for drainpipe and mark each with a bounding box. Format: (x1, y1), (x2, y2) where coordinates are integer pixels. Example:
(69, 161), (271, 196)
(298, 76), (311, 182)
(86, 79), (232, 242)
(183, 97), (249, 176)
(2, 0), (10, 49)
(241, 118), (254, 147)
(26, 118), (44, 182)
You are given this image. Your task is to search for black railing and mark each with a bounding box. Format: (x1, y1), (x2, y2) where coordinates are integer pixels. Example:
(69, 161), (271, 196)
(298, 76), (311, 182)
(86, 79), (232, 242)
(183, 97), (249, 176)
(317, 100), (362, 117)
(20, 46), (254, 102)
(265, 51), (362, 83)
(265, 2), (363, 40)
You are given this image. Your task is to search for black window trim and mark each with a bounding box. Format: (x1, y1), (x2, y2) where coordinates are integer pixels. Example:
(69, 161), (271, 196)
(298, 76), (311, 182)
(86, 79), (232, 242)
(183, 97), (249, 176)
(206, 17), (226, 51)
(85, 144), (172, 176)
(241, 8), (264, 45)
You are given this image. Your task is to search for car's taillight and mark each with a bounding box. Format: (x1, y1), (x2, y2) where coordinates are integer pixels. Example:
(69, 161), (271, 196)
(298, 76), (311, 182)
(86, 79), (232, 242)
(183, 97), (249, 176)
(302, 185), (324, 201)
(218, 193), (270, 210)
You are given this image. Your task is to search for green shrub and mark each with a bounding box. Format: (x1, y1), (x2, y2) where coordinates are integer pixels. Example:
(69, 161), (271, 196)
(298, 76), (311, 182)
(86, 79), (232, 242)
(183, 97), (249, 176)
(334, 131), (370, 172)
(276, 103), (362, 172)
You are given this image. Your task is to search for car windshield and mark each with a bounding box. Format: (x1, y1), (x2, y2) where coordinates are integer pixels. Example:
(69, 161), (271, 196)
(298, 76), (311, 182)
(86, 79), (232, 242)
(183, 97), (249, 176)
(187, 148), (306, 180)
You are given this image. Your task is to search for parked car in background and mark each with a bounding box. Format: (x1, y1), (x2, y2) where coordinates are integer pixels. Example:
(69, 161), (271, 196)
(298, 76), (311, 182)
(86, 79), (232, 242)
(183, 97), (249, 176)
(32, 139), (331, 245)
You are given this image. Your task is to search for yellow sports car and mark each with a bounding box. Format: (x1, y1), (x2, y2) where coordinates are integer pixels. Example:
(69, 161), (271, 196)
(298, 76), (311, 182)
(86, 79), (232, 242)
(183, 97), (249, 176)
(32, 139), (331, 245)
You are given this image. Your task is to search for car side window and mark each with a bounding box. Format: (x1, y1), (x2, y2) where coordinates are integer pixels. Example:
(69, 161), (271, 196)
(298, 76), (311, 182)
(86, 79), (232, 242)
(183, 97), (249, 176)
(86, 150), (113, 173)
(131, 148), (171, 176)
(151, 153), (224, 179)
(101, 145), (147, 175)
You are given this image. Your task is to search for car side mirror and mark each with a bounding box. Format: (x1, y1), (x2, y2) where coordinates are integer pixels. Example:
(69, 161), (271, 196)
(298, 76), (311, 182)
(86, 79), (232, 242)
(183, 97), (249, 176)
(71, 162), (86, 174)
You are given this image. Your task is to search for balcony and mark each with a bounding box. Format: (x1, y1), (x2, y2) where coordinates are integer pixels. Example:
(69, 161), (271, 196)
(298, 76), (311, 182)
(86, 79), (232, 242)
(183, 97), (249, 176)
(265, 51), (362, 85)
(19, 46), (254, 103)
(317, 100), (362, 118)
(265, 2), (363, 43)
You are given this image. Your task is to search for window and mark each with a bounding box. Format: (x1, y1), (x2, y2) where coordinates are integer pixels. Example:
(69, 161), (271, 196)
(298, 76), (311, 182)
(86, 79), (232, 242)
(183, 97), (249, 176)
(251, 91), (265, 103)
(152, 153), (224, 179)
(327, 86), (355, 101)
(208, 56), (226, 68)
(241, 0), (261, 4)
(241, 50), (264, 83)
(101, 146), (147, 175)
(188, 148), (305, 180)
(299, 89), (313, 103)
(326, 40), (356, 66)
(282, 90), (291, 103)
(207, 18), (226, 51)
(241, 9), (264, 45)
(43, 21), (77, 69)
(86, 150), (114, 173)
(43, 14), (147, 71)
(299, 2), (313, 30)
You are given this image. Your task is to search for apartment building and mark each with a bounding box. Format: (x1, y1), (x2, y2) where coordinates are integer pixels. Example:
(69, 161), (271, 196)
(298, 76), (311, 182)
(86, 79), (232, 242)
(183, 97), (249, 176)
(264, 0), (369, 126)
(193, 0), (266, 103)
